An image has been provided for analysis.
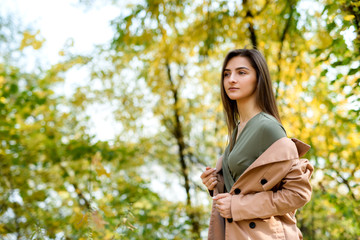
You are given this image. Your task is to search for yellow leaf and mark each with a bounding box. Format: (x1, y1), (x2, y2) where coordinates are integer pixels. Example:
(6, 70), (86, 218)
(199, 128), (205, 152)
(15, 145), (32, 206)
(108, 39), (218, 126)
(72, 212), (88, 230)
(99, 205), (114, 217)
(92, 152), (110, 177)
(19, 30), (45, 51)
(92, 151), (101, 165)
(0, 223), (6, 233)
(95, 167), (110, 177)
(344, 15), (355, 21)
(0, 76), (5, 87)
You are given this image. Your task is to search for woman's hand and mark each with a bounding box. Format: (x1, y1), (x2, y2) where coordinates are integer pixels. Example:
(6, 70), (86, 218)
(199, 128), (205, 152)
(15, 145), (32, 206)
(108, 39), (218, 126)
(213, 193), (232, 219)
(200, 167), (217, 190)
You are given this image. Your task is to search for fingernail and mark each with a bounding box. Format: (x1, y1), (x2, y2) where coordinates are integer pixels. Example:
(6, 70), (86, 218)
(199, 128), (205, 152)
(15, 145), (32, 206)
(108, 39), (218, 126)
(214, 168), (217, 170)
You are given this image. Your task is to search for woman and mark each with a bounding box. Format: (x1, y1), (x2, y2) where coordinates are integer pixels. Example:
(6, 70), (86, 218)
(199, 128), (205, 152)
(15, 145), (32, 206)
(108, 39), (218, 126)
(200, 49), (313, 240)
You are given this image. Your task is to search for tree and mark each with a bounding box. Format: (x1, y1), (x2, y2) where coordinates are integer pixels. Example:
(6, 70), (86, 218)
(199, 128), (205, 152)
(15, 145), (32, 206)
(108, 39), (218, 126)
(0, 13), (181, 240)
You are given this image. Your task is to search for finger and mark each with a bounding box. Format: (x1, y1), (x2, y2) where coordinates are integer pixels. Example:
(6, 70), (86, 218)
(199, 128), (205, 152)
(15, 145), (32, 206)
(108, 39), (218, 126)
(208, 178), (218, 189)
(222, 210), (231, 219)
(202, 174), (214, 185)
(220, 212), (228, 218)
(210, 180), (217, 188)
(215, 204), (222, 212)
(205, 179), (213, 189)
(205, 176), (216, 185)
(203, 172), (217, 185)
(213, 193), (228, 200)
(201, 173), (209, 183)
(205, 168), (217, 178)
(200, 168), (216, 179)
(207, 179), (217, 190)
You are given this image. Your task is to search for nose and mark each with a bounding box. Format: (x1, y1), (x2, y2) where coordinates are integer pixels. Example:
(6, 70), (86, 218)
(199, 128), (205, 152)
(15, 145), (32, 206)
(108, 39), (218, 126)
(229, 73), (237, 83)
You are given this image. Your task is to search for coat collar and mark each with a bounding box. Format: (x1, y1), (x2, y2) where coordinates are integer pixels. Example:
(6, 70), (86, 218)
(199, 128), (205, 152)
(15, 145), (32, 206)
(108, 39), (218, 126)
(215, 137), (310, 175)
(243, 137), (310, 174)
(291, 138), (311, 158)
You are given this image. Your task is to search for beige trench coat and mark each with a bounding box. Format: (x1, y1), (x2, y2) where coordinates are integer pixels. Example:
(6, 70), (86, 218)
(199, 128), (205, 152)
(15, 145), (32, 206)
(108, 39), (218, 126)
(208, 137), (313, 240)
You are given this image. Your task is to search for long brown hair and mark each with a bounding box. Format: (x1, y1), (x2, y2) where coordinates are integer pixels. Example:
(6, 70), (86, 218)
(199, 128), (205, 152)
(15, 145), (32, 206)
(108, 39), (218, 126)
(220, 49), (282, 142)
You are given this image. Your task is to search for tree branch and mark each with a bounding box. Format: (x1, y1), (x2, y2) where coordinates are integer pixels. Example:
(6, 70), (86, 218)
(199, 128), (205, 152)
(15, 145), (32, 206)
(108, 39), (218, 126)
(242, 0), (258, 49)
(60, 166), (91, 210)
(275, 3), (294, 99)
(333, 169), (357, 201)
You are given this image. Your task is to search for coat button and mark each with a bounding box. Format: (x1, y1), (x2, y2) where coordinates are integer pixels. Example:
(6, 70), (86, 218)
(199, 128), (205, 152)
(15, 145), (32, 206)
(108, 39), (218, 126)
(249, 222), (256, 229)
(227, 218), (233, 223)
(234, 188), (241, 195)
(260, 178), (268, 185)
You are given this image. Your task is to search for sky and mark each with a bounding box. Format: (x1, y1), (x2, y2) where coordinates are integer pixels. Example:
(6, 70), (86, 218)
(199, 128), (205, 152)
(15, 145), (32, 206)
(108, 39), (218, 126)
(2, 0), (120, 64)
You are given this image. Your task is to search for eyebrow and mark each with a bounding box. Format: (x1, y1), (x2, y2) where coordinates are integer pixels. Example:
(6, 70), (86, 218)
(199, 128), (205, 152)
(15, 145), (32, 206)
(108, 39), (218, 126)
(224, 67), (250, 71)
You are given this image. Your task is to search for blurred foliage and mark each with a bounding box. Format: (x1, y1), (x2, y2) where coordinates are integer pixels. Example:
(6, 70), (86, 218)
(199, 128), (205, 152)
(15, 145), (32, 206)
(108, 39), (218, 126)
(0, 14), (192, 240)
(1, 0), (360, 239)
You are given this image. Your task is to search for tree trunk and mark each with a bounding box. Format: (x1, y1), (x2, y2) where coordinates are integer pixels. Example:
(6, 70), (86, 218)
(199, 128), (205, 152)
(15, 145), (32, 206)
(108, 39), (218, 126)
(275, 3), (294, 99)
(243, 0), (258, 49)
(166, 63), (200, 239)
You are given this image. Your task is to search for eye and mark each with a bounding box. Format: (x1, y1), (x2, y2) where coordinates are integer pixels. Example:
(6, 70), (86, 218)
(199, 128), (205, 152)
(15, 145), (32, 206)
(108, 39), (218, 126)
(238, 71), (246, 75)
(223, 72), (230, 77)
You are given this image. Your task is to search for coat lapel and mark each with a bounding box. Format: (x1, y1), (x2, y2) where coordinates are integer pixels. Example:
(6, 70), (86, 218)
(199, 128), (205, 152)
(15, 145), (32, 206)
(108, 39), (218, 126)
(215, 137), (311, 187)
(241, 137), (297, 174)
(235, 137), (310, 189)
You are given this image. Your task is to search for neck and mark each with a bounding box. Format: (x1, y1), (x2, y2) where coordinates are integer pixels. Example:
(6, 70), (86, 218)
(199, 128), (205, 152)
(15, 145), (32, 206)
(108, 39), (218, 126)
(236, 97), (262, 124)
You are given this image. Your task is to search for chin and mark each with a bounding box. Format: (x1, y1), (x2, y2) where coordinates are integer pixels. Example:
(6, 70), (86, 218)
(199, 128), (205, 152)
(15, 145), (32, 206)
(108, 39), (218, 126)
(228, 96), (239, 101)
(228, 95), (253, 102)
(227, 94), (242, 101)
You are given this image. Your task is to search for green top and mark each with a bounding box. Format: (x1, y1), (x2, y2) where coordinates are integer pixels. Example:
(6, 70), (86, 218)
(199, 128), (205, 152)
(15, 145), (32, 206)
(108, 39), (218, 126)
(222, 112), (287, 192)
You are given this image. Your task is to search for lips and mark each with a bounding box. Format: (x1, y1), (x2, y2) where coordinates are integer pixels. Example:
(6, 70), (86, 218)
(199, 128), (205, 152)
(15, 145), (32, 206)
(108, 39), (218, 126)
(228, 87), (239, 90)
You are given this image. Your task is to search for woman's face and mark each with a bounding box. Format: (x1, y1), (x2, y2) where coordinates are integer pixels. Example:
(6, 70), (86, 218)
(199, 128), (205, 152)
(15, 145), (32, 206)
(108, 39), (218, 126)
(223, 56), (257, 102)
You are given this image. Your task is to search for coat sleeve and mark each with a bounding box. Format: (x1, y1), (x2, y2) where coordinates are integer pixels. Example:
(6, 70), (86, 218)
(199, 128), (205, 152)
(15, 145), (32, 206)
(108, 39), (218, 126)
(230, 158), (313, 221)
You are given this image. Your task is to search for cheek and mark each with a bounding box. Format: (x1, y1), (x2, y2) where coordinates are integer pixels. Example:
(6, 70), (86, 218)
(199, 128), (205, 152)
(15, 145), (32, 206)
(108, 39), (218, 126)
(243, 76), (257, 89)
(223, 79), (229, 88)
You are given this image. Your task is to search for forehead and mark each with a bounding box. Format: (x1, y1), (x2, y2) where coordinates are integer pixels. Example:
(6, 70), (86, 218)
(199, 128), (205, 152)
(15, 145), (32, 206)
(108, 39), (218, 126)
(225, 56), (253, 70)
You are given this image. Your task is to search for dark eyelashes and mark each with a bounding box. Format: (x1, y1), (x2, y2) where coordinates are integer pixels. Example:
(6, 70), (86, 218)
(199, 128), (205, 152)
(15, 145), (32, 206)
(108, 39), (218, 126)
(223, 71), (246, 77)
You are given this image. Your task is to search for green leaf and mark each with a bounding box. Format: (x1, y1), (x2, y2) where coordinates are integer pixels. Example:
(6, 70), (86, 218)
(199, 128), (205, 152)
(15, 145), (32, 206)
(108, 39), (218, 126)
(331, 57), (352, 67)
(327, 21), (336, 32)
(321, 69), (328, 77)
(348, 67), (359, 76)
